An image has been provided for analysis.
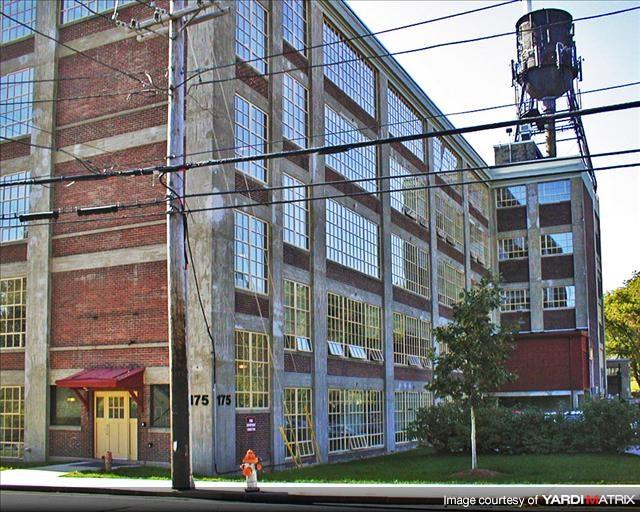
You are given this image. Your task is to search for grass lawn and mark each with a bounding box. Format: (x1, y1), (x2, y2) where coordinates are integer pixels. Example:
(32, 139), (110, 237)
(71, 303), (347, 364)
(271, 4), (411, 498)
(62, 448), (640, 484)
(0, 461), (52, 471)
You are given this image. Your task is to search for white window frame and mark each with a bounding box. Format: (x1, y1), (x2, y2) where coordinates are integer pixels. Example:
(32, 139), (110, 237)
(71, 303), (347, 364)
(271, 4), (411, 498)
(282, 74), (308, 148)
(0, 171), (31, 242)
(395, 391), (432, 444)
(1, 0), (35, 42)
(283, 387), (314, 460)
(435, 192), (463, 247)
(498, 236), (528, 260)
(235, 0), (268, 73)
(470, 221), (489, 265)
(501, 288), (530, 312)
(543, 286), (576, 309)
(389, 155), (428, 224)
(387, 87), (423, 160)
(1, 68), (34, 139)
(433, 138), (460, 188)
(437, 259), (465, 307)
(235, 330), (270, 410)
(391, 234), (430, 298)
(234, 210), (268, 294)
(0, 386), (24, 458)
(393, 312), (432, 367)
(328, 389), (384, 453)
(283, 279), (311, 352)
(541, 232), (574, 256)
(282, 173), (308, 250)
(282, 0), (306, 54)
(496, 185), (527, 208)
(0, 277), (26, 349)
(234, 95), (268, 183)
(538, 180), (571, 204)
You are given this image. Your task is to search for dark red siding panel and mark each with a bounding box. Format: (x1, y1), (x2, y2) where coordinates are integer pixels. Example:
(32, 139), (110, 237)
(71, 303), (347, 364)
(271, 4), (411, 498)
(497, 207), (527, 232)
(0, 242), (27, 263)
(235, 291), (270, 318)
(499, 259), (530, 283)
(392, 286), (430, 312)
(541, 255), (574, 280)
(393, 366), (432, 382)
(434, 175), (462, 205)
(325, 167), (381, 214)
(539, 202), (572, 227)
(543, 309), (576, 330)
(324, 78), (377, 133)
(437, 238), (464, 265)
(236, 412), (272, 465)
(326, 261), (383, 296)
(501, 311), (531, 332)
(327, 358), (385, 378)
(236, 60), (269, 98)
(283, 244), (309, 270)
(284, 352), (312, 373)
(0, 137), (31, 161)
(0, 36), (33, 62)
(391, 209), (429, 242)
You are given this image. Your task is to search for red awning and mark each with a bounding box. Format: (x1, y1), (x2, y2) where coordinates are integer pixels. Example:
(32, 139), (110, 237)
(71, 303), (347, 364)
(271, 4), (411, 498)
(56, 367), (144, 390)
(55, 367), (145, 411)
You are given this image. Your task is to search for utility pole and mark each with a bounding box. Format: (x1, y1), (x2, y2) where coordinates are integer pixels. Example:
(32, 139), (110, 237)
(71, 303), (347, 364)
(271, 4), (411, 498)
(115, 0), (228, 491)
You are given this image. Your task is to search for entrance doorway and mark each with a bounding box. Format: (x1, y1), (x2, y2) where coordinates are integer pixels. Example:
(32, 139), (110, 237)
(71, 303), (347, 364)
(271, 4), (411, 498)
(94, 391), (138, 460)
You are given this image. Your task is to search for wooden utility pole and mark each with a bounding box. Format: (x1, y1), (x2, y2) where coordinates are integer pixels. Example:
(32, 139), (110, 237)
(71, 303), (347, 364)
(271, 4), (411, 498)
(166, 0), (192, 491)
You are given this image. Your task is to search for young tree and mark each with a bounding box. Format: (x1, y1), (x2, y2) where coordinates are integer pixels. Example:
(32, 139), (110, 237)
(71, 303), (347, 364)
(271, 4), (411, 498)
(429, 274), (515, 470)
(605, 270), (640, 393)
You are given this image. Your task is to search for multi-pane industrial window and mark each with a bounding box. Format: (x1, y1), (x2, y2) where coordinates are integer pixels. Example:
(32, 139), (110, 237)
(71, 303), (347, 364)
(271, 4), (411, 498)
(433, 138), (460, 188)
(501, 288), (530, 312)
(393, 312), (432, 367)
(1, 68), (34, 139)
(395, 391), (432, 444)
(234, 211), (268, 294)
(0, 172), (30, 242)
(283, 74), (307, 147)
(389, 156), (428, 223)
(323, 22), (375, 116)
(435, 193), (463, 247)
(328, 389), (383, 453)
(326, 199), (379, 278)
(1, 0), (35, 42)
(282, 0), (306, 54)
(541, 232), (573, 256)
(543, 286), (575, 309)
(470, 221), (489, 265)
(468, 178), (490, 217)
(324, 106), (377, 193)
(539, 180), (570, 204)
(498, 236), (528, 260)
(282, 174), (308, 250)
(496, 185), (526, 208)
(49, 387), (81, 427)
(235, 331), (270, 409)
(0, 386), (23, 457)
(235, 95), (268, 183)
(283, 388), (314, 460)
(235, 0), (267, 73)
(0, 277), (26, 349)
(387, 88), (424, 160)
(391, 234), (430, 298)
(327, 293), (382, 361)
(283, 280), (311, 352)
(60, 0), (119, 24)
(150, 384), (170, 428)
(437, 260), (465, 307)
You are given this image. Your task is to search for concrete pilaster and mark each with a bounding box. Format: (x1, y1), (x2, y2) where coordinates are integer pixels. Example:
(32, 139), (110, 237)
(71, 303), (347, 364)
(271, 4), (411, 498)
(462, 165), (472, 289)
(571, 178), (588, 329)
(23, 0), (57, 462)
(427, 134), (440, 338)
(308, 0), (328, 463)
(527, 184), (543, 331)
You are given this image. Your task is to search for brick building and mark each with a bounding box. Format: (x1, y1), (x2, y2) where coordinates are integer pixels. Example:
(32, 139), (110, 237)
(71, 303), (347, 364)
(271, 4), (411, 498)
(0, 0), (603, 473)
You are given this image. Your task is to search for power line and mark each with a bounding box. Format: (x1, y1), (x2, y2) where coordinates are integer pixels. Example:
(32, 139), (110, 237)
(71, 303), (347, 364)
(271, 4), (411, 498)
(0, 10), (157, 89)
(189, 6), (640, 88)
(2, 99), (638, 189)
(182, 0), (519, 85)
(0, 89), (166, 106)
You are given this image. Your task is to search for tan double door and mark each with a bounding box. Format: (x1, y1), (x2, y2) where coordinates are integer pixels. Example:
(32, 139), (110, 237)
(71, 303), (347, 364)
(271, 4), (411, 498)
(94, 391), (138, 460)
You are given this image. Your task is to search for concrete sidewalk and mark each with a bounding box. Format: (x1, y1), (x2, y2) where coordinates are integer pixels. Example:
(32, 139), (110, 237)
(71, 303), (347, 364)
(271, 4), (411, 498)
(1, 464), (639, 502)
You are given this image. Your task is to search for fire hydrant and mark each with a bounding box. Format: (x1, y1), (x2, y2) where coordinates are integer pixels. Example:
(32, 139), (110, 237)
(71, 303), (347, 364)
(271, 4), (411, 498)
(240, 449), (262, 492)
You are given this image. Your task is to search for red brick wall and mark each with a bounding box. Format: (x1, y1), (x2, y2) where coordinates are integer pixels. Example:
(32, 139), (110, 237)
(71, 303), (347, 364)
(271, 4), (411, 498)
(236, 60), (269, 99)
(541, 255), (574, 280)
(283, 244), (309, 270)
(502, 332), (589, 391)
(0, 137), (30, 161)
(0, 241), (27, 263)
(392, 286), (430, 311)
(469, 205), (489, 228)
(283, 40), (308, 75)
(236, 412), (272, 465)
(539, 202), (572, 227)
(327, 358), (384, 378)
(501, 311), (531, 332)
(0, 351), (25, 370)
(543, 309), (576, 330)
(0, 36), (33, 62)
(499, 259), (529, 283)
(391, 209), (429, 242)
(324, 78), (377, 134)
(49, 401), (93, 458)
(434, 175), (462, 205)
(394, 365), (431, 381)
(497, 207), (527, 232)
(284, 352), (312, 373)
(325, 167), (381, 214)
(437, 238), (464, 265)
(51, 347), (168, 369)
(326, 261), (383, 296)
(235, 291), (270, 318)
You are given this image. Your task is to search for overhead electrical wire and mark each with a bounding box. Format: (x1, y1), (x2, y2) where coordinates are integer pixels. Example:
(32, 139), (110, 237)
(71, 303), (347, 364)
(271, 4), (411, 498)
(2, 99), (638, 189)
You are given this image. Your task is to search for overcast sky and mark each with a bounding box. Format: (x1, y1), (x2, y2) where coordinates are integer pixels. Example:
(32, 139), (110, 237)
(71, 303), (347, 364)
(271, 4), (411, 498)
(347, 0), (640, 292)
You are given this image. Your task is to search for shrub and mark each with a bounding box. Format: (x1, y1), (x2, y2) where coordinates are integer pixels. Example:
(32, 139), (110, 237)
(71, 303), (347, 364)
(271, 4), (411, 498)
(409, 399), (639, 455)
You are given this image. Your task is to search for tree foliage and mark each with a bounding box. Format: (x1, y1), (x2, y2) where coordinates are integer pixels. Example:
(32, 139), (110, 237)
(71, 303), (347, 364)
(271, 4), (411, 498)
(429, 274), (516, 406)
(605, 270), (640, 390)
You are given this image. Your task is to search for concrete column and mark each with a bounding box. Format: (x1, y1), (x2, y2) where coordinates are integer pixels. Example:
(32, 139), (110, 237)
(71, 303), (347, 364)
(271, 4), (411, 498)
(527, 184), (543, 331)
(308, 1), (328, 463)
(23, 0), (57, 462)
(185, 0), (236, 474)
(427, 133), (440, 341)
(268, 0), (286, 468)
(462, 165), (472, 289)
(377, 74), (395, 454)
(571, 177), (588, 329)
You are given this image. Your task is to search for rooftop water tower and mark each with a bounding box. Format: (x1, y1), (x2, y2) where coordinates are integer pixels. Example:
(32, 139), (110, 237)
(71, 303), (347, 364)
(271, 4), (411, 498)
(510, 1), (595, 186)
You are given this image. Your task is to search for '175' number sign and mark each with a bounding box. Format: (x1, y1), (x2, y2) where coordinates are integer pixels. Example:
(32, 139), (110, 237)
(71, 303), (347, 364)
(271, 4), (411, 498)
(190, 394), (232, 406)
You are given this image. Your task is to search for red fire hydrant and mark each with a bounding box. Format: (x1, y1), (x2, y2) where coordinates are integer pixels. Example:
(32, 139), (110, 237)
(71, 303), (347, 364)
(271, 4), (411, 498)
(240, 449), (262, 492)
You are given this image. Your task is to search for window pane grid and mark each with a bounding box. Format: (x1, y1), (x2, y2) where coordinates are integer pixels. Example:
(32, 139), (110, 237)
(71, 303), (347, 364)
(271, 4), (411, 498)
(1, 0), (35, 42)
(283, 74), (308, 147)
(395, 391), (432, 444)
(393, 312), (432, 367)
(391, 234), (430, 298)
(235, 0), (267, 73)
(387, 88), (423, 160)
(323, 22), (375, 116)
(538, 180), (570, 204)
(435, 193), (463, 247)
(234, 210), (268, 294)
(496, 185), (527, 208)
(282, 0), (305, 54)
(0, 171), (30, 242)
(390, 156), (428, 223)
(328, 389), (383, 453)
(1, 68), (34, 139)
(60, 0), (119, 24)
(433, 138), (460, 189)
(283, 387), (314, 459)
(437, 259), (465, 307)
(284, 280), (311, 351)
(0, 277), (26, 349)
(501, 288), (530, 312)
(470, 221), (489, 265)
(543, 286), (576, 309)
(498, 236), (528, 260)
(327, 293), (382, 360)
(325, 106), (377, 193)
(0, 386), (24, 457)
(282, 174), (308, 249)
(541, 232), (573, 256)
(235, 95), (268, 182)
(326, 199), (379, 278)
(235, 331), (270, 409)
(467, 175), (490, 217)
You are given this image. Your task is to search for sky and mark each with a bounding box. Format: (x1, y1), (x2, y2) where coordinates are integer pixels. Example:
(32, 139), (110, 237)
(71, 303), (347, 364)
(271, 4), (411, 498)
(347, 0), (640, 292)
